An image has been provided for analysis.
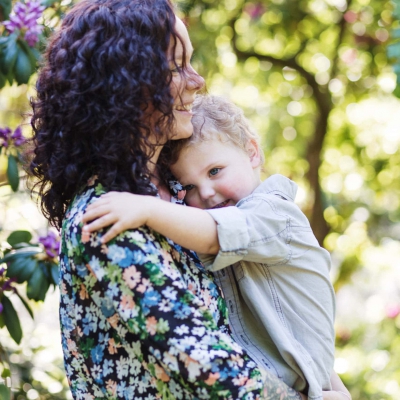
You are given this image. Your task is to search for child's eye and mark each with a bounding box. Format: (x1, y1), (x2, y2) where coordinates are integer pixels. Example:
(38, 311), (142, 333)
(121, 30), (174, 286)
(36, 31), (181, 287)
(209, 168), (220, 176)
(183, 184), (195, 191)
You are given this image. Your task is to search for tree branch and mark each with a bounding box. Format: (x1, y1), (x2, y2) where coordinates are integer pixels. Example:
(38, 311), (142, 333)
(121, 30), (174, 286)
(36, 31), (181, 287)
(330, 0), (353, 79)
(231, 19), (334, 243)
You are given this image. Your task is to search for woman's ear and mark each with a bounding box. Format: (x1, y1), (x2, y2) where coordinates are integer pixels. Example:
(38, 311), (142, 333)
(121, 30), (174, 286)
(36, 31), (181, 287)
(247, 139), (262, 169)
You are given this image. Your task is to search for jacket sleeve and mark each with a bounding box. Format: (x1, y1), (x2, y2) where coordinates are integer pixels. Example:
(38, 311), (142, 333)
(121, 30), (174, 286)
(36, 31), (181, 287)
(70, 202), (301, 399)
(204, 193), (313, 272)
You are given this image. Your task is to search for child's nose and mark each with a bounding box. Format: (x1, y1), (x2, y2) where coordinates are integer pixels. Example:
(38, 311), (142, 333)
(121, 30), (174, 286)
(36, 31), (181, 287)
(199, 185), (215, 200)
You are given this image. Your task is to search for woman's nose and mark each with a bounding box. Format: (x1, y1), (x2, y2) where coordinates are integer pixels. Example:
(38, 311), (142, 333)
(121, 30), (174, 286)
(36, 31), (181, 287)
(186, 66), (205, 92)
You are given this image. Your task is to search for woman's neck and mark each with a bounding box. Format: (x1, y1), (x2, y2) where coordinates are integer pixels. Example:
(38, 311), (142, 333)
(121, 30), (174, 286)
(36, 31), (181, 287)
(148, 144), (171, 202)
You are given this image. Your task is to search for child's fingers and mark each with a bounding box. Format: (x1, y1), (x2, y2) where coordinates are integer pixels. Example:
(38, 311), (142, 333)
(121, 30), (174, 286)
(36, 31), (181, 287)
(83, 214), (117, 233)
(82, 205), (110, 224)
(100, 222), (125, 243)
(85, 198), (110, 212)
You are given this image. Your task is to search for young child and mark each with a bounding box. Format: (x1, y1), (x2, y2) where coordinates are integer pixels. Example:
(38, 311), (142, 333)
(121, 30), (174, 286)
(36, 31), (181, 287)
(82, 95), (339, 400)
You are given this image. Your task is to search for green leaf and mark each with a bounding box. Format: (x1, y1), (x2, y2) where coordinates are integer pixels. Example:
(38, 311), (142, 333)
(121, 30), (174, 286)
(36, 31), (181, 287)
(27, 265), (50, 301)
(40, 0), (58, 7)
(2, 296), (22, 344)
(6, 154), (19, 192)
(0, 70), (6, 89)
(50, 263), (59, 285)
(11, 242), (33, 249)
(0, 312), (4, 327)
(18, 39), (38, 71)
(1, 33), (18, 75)
(1, 368), (11, 378)
(14, 44), (32, 85)
(0, 0), (12, 20)
(7, 230), (33, 246)
(0, 37), (10, 48)
(393, 85), (400, 98)
(15, 289), (34, 319)
(0, 384), (10, 400)
(0, 246), (42, 264)
(7, 257), (37, 284)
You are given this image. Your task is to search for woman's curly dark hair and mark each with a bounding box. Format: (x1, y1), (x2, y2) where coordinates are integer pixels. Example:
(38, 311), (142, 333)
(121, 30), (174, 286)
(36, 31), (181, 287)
(29, 0), (185, 229)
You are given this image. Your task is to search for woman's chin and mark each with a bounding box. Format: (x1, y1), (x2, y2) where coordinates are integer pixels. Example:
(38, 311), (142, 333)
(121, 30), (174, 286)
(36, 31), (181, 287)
(170, 126), (193, 140)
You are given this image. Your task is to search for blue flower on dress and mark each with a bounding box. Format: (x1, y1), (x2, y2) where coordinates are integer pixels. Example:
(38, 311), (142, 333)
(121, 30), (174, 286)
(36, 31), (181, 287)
(76, 263), (88, 277)
(142, 289), (161, 314)
(108, 245), (127, 264)
(100, 297), (115, 317)
(82, 315), (97, 335)
(103, 359), (114, 376)
(91, 344), (104, 363)
(60, 311), (74, 331)
(173, 302), (192, 319)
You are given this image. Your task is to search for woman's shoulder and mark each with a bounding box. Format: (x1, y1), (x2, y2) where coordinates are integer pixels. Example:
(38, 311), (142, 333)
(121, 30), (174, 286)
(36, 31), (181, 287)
(62, 176), (105, 230)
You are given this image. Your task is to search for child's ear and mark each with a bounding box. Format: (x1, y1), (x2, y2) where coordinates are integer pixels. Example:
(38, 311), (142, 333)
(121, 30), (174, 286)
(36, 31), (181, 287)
(247, 139), (261, 168)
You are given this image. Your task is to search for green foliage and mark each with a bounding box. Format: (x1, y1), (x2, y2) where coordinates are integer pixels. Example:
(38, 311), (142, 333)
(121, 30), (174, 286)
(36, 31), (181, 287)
(0, 229), (59, 358)
(1, 296), (22, 344)
(0, 0), (12, 20)
(6, 154), (18, 191)
(2, 232), (59, 302)
(0, 34), (40, 88)
(389, 0), (400, 90)
(7, 230), (32, 246)
(0, 383), (10, 400)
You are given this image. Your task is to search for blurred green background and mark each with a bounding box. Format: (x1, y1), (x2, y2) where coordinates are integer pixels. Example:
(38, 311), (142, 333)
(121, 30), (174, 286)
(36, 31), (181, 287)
(1, 0), (400, 398)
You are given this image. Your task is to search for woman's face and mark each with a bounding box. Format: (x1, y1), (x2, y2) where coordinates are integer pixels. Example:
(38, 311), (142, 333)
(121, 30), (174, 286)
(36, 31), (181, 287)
(167, 18), (205, 140)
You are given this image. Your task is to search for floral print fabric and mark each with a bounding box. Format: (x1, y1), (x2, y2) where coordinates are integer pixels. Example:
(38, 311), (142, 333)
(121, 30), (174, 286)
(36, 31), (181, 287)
(59, 179), (269, 399)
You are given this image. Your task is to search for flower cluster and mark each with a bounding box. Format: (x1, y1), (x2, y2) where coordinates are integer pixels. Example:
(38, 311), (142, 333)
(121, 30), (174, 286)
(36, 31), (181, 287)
(0, 126), (27, 148)
(38, 231), (60, 259)
(3, 0), (45, 47)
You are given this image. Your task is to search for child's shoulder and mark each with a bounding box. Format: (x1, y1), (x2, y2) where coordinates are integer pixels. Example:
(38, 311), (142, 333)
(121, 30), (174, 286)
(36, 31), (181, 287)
(253, 174), (298, 202)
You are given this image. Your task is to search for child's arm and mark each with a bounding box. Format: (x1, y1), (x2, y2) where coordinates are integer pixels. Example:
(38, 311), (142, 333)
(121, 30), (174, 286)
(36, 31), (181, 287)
(81, 192), (220, 254)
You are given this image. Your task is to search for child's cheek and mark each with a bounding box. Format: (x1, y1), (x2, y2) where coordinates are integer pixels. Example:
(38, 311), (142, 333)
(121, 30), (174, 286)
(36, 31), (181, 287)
(185, 193), (204, 209)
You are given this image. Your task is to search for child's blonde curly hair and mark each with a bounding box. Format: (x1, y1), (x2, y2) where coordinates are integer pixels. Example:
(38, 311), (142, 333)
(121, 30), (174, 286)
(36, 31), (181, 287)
(164, 95), (265, 167)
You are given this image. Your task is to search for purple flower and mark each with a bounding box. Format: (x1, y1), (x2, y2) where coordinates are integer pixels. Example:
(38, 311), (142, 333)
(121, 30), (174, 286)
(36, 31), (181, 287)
(2, 277), (17, 292)
(39, 231), (60, 259)
(11, 127), (27, 146)
(244, 3), (266, 20)
(3, 0), (45, 47)
(0, 126), (27, 148)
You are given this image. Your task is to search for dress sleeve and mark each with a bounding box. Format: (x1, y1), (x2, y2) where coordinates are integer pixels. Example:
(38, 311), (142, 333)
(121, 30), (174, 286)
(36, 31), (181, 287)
(73, 206), (301, 399)
(205, 194), (311, 271)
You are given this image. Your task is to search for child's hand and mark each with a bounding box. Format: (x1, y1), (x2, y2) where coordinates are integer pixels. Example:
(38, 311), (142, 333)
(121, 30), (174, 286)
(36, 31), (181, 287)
(81, 192), (154, 243)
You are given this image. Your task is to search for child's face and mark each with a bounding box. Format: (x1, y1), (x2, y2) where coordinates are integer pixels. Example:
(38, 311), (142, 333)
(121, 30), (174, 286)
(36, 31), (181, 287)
(170, 138), (261, 209)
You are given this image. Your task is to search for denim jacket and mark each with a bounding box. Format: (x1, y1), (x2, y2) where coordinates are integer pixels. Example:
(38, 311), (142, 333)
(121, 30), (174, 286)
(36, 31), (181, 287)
(201, 174), (336, 400)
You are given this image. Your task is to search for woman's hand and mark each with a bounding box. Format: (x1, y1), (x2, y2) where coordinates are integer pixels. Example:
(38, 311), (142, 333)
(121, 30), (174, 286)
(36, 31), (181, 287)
(82, 192), (155, 243)
(322, 390), (351, 400)
(323, 370), (352, 400)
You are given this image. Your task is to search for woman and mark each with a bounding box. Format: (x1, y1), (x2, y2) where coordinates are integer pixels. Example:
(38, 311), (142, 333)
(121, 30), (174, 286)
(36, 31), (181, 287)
(29, 0), (348, 398)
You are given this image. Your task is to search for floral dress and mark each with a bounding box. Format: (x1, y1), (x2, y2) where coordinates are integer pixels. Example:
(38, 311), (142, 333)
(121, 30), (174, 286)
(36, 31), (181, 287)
(59, 178), (301, 399)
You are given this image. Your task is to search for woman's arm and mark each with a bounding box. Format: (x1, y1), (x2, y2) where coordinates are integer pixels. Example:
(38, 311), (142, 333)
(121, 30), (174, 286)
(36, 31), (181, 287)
(82, 191), (220, 254)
